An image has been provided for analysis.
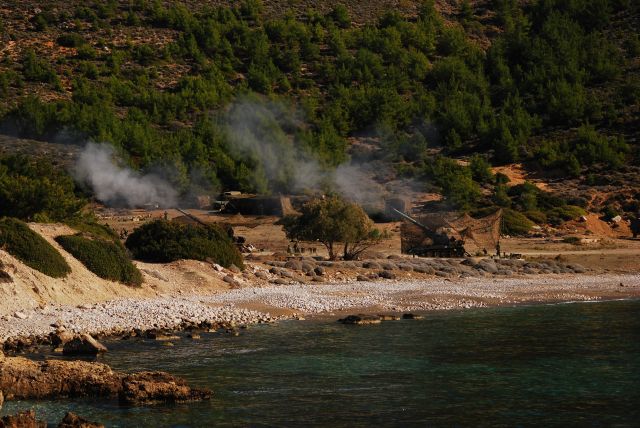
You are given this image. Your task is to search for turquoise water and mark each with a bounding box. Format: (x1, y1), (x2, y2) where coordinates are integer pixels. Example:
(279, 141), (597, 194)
(3, 300), (640, 427)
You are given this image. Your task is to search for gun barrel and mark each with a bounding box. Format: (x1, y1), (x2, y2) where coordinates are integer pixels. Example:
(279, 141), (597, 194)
(176, 208), (208, 227)
(392, 208), (429, 230)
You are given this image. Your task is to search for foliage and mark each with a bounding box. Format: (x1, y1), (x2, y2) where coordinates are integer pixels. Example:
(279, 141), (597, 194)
(423, 157), (481, 211)
(502, 208), (534, 236)
(55, 234), (142, 286)
(125, 220), (243, 268)
(280, 196), (385, 260)
(0, 154), (85, 222)
(0, 217), (71, 278)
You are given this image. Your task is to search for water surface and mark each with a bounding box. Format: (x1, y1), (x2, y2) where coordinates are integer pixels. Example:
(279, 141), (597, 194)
(3, 300), (640, 427)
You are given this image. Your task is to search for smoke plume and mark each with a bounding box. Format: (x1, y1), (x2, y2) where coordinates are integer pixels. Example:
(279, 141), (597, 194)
(74, 143), (177, 208)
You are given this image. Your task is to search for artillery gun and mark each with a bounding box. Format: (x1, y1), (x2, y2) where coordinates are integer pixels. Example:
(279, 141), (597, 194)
(393, 208), (467, 257)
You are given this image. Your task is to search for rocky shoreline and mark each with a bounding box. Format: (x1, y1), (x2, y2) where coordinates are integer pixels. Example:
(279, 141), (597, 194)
(2, 273), (639, 353)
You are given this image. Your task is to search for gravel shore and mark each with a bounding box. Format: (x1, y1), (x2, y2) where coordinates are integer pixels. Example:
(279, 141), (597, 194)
(2, 273), (639, 344)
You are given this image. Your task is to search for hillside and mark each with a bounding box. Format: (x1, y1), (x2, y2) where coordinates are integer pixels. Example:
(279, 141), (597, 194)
(0, 0), (639, 230)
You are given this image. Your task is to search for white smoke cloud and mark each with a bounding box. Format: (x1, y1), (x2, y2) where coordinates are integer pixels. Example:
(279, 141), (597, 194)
(224, 98), (387, 207)
(74, 143), (178, 208)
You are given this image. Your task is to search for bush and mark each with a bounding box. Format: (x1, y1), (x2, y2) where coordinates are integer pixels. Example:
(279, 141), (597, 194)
(502, 208), (534, 236)
(0, 217), (71, 278)
(547, 205), (586, 225)
(56, 234), (142, 286)
(125, 220), (243, 268)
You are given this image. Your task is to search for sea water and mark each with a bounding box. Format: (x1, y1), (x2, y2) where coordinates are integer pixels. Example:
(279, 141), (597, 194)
(3, 299), (640, 427)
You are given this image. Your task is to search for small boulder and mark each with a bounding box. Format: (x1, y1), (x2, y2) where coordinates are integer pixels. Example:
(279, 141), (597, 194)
(378, 314), (400, 321)
(356, 275), (369, 281)
(228, 264), (241, 273)
(402, 313), (424, 320)
(338, 314), (382, 325)
(284, 260), (303, 271)
(120, 371), (212, 405)
(62, 334), (108, 355)
(313, 266), (325, 276)
(362, 261), (380, 269)
(378, 270), (396, 280)
(13, 311), (28, 320)
(57, 412), (104, 428)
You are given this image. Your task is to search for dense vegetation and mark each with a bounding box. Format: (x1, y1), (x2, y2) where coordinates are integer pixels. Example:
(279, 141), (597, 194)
(125, 219), (244, 267)
(0, 154), (85, 221)
(0, 0), (638, 221)
(55, 234), (143, 286)
(0, 217), (71, 278)
(281, 196), (385, 260)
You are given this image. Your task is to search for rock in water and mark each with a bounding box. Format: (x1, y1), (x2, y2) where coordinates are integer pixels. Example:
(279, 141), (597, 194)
(0, 410), (46, 428)
(0, 355), (211, 405)
(120, 372), (212, 405)
(63, 334), (108, 355)
(57, 412), (104, 428)
(402, 313), (424, 320)
(338, 314), (382, 325)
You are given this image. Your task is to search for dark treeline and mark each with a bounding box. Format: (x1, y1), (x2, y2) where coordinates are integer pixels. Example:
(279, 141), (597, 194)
(0, 0), (638, 222)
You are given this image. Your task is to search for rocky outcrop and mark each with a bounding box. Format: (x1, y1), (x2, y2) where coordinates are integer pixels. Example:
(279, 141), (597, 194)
(338, 314), (382, 325)
(0, 355), (211, 406)
(62, 334), (107, 356)
(121, 372), (211, 405)
(57, 412), (104, 428)
(0, 410), (46, 428)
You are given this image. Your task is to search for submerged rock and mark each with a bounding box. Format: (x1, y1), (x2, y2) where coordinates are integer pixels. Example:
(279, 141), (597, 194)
(402, 313), (424, 320)
(57, 412), (104, 428)
(121, 371), (212, 405)
(62, 334), (107, 356)
(0, 410), (46, 428)
(338, 314), (382, 325)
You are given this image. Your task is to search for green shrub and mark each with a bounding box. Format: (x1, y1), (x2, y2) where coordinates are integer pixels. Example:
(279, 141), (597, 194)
(502, 208), (534, 236)
(0, 217), (71, 278)
(55, 234), (142, 286)
(125, 220), (243, 268)
(524, 210), (547, 224)
(547, 205), (586, 225)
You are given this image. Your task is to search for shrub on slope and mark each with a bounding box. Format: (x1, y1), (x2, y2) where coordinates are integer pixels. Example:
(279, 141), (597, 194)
(0, 217), (71, 278)
(125, 220), (243, 268)
(55, 234), (142, 287)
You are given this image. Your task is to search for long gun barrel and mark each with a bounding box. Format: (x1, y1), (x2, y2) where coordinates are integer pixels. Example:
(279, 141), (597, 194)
(392, 208), (430, 231)
(175, 207), (208, 227)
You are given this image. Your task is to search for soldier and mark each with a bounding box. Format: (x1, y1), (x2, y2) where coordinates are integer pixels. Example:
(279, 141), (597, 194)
(496, 242), (501, 257)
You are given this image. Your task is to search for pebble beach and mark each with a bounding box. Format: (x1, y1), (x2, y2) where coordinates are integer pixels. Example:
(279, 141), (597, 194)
(2, 273), (639, 344)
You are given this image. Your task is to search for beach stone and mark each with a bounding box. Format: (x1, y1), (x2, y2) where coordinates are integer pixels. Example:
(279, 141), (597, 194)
(272, 279), (288, 285)
(254, 271), (268, 280)
(50, 330), (75, 347)
(313, 266), (325, 276)
(338, 314), (382, 325)
(356, 275), (369, 281)
(377, 314), (400, 321)
(0, 410), (46, 428)
(57, 412), (104, 428)
(280, 270), (294, 278)
(301, 262), (316, 273)
(284, 260), (303, 271)
(13, 311), (28, 320)
(362, 261), (380, 269)
(378, 270), (396, 280)
(63, 334), (107, 356)
(402, 313), (424, 320)
(476, 261), (498, 274)
(228, 264), (241, 274)
(0, 389), (3, 409)
(414, 266), (435, 275)
(380, 262), (397, 270)
(311, 276), (324, 282)
(398, 264), (414, 272)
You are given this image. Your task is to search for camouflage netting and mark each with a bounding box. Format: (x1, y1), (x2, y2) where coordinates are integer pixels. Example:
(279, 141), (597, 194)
(400, 210), (502, 256)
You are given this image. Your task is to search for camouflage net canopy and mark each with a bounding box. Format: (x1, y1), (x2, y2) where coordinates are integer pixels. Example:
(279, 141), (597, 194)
(400, 210), (502, 256)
